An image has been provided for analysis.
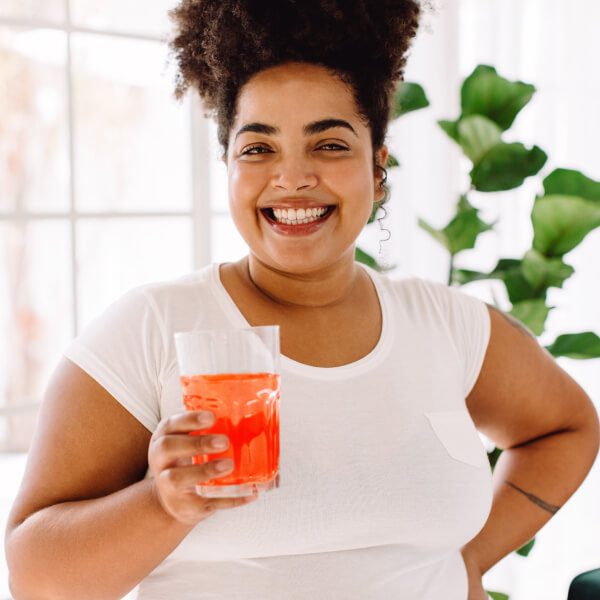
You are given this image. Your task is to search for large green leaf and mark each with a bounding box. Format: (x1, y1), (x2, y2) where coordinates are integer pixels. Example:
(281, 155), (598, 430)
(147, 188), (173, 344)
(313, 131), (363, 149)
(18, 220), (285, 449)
(503, 269), (540, 304)
(516, 537), (536, 557)
(457, 115), (502, 163)
(532, 195), (600, 257)
(387, 153), (400, 168)
(488, 447), (503, 471)
(355, 246), (380, 270)
(521, 249), (575, 291)
(453, 258), (544, 304)
(461, 64), (536, 131)
(471, 143), (547, 191)
(452, 268), (494, 286)
(391, 82), (430, 119)
(545, 332), (600, 359)
(510, 299), (552, 336)
(452, 258), (518, 285)
(486, 592), (510, 600)
(418, 195), (494, 256)
(438, 119), (459, 143)
(543, 168), (600, 203)
(443, 195), (495, 254)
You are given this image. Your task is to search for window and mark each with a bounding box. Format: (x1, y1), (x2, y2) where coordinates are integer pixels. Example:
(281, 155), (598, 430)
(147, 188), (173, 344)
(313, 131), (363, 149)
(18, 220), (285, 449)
(0, 3), (248, 456)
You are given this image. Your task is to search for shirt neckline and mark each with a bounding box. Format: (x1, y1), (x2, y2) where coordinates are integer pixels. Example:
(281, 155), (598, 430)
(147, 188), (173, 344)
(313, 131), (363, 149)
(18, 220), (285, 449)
(209, 261), (394, 380)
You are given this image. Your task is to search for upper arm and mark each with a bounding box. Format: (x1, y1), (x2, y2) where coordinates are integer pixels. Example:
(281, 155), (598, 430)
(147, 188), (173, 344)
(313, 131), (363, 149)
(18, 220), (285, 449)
(466, 304), (600, 450)
(7, 356), (152, 530)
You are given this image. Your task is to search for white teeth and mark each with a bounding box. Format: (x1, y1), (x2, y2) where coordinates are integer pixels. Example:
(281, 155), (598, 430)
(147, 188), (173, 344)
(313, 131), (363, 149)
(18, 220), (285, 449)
(269, 206), (331, 225)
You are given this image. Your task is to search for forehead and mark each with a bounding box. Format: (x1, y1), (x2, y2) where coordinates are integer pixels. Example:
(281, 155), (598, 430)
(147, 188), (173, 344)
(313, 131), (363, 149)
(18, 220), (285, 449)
(234, 62), (362, 128)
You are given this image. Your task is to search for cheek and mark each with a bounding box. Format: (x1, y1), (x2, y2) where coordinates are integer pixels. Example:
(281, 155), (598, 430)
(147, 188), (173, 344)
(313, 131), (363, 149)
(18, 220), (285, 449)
(228, 165), (265, 205)
(325, 161), (373, 193)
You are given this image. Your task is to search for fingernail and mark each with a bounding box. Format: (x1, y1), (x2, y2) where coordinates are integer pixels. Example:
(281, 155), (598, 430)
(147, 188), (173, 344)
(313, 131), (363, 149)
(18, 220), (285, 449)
(211, 436), (228, 449)
(216, 458), (233, 472)
(198, 411), (214, 425)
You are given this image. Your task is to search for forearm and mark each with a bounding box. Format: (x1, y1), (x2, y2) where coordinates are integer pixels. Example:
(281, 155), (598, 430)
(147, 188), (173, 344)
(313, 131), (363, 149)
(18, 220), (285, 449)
(6, 478), (194, 600)
(461, 424), (599, 576)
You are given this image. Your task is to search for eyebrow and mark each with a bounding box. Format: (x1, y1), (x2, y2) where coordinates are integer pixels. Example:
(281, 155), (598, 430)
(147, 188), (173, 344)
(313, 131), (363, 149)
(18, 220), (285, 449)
(234, 118), (358, 141)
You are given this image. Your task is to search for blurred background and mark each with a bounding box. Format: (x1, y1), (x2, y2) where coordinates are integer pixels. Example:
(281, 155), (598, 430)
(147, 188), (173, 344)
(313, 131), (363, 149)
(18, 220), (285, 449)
(0, 1), (598, 598)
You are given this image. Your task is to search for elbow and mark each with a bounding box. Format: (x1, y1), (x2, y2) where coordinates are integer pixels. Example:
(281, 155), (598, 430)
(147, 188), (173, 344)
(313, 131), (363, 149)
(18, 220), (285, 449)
(5, 526), (66, 600)
(5, 532), (46, 600)
(574, 399), (600, 470)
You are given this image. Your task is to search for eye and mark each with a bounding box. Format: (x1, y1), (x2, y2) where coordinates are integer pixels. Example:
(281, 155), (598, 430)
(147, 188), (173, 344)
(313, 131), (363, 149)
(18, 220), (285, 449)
(318, 143), (349, 151)
(239, 142), (349, 156)
(240, 145), (271, 156)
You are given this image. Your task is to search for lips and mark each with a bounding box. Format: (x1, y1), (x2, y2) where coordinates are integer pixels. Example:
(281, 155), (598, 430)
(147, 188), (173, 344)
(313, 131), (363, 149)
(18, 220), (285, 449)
(259, 199), (336, 210)
(259, 205), (336, 235)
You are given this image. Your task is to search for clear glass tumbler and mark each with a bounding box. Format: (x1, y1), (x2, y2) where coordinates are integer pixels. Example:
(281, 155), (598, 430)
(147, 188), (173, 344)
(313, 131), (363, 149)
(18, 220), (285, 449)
(174, 326), (281, 498)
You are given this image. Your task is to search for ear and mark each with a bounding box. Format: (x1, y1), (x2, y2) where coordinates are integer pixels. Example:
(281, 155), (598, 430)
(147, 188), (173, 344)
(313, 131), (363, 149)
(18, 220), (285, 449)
(374, 145), (390, 200)
(377, 145), (390, 169)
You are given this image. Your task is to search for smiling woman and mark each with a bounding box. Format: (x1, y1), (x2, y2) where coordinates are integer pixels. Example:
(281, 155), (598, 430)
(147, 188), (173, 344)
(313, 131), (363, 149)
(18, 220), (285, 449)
(5, 2), (598, 600)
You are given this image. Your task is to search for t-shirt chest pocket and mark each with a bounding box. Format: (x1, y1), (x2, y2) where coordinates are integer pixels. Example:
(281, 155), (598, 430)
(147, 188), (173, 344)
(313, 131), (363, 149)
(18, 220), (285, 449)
(424, 410), (489, 468)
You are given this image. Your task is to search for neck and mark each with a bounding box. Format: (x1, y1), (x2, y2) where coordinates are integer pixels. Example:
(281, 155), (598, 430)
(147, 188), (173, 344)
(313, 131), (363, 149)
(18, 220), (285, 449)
(235, 253), (361, 311)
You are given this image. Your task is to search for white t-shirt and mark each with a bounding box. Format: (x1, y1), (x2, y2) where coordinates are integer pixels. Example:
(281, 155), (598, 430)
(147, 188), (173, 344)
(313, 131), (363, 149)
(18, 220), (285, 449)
(63, 262), (493, 599)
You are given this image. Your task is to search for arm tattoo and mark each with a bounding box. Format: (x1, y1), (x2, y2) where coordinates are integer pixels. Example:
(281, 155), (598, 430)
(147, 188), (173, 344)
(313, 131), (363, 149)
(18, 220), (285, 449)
(486, 304), (537, 341)
(504, 480), (561, 515)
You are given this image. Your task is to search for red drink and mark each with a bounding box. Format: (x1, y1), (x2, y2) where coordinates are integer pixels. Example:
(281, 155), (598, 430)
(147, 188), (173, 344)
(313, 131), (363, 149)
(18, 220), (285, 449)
(181, 372), (280, 490)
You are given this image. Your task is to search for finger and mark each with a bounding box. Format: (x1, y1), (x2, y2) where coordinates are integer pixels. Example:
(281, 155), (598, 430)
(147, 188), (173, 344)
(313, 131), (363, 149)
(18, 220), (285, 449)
(159, 458), (235, 491)
(202, 492), (259, 512)
(150, 432), (230, 471)
(153, 410), (215, 439)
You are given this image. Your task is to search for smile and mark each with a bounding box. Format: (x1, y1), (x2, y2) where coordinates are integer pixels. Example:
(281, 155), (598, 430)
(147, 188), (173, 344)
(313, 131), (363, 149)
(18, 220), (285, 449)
(259, 206), (336, 236)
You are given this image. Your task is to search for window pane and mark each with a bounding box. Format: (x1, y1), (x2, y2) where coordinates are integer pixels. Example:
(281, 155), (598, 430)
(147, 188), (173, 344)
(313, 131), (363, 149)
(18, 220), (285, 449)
(0, 220), (73, 452)
(209, 119), (229, 212)
(211, 215), (248, 264)
(70, 0), (178, 38)
(71, 34), (190, 214)
(0, 27), (69, 213)
(0, 0), (65, 23)
(76, 217), (192, 328)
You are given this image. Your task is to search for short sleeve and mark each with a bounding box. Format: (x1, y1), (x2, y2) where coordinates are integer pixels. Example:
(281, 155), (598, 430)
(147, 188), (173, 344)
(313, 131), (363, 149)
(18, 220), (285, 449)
(420, 279), (491, 398)
(62, 287), (165, 432)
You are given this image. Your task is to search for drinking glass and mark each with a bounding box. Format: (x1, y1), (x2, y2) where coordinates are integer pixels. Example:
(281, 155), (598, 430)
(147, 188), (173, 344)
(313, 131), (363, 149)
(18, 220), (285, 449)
(174, 326), (280, 498)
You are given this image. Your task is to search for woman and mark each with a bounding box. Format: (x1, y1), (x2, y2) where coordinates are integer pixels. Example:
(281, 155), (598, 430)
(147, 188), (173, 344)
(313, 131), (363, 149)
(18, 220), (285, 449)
(6, 2), (599, 599)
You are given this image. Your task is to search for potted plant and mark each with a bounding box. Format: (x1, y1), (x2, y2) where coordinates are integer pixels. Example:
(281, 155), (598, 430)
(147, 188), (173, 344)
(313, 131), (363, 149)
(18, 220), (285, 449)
(356, 64), (600, 600)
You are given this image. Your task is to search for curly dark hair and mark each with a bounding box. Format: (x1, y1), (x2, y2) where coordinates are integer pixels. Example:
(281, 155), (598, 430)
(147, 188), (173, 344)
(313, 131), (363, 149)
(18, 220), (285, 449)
(167, 0), (422, 164)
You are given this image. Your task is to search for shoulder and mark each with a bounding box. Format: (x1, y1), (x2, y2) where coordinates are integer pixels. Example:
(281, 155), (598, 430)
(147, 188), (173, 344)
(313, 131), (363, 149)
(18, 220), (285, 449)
(381, 272), (487, 321)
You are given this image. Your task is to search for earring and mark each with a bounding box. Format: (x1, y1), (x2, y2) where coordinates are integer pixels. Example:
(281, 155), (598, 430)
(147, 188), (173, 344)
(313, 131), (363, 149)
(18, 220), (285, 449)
(374, 165), (391, 269)
(375, 165), (388, 201)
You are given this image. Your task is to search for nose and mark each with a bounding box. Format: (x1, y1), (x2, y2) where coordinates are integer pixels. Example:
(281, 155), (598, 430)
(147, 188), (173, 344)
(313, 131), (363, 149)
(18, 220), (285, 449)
(271, 154), (318, 192)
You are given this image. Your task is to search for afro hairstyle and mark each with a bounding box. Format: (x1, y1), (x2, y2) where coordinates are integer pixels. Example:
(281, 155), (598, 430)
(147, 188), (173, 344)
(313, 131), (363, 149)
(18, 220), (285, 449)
(167, 0), (422, 160)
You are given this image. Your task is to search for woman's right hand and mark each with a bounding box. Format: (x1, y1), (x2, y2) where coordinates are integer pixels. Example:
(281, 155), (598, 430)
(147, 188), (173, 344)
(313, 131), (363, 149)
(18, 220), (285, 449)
(148, 410), (258, 525)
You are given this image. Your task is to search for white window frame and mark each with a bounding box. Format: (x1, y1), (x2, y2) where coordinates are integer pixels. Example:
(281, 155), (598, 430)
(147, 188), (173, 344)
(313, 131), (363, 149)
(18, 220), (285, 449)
(0, 4), (223, 416)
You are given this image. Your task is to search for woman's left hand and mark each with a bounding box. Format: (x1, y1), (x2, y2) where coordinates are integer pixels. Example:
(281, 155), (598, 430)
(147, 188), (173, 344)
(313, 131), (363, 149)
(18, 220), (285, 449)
(461, 551), (489, 600)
